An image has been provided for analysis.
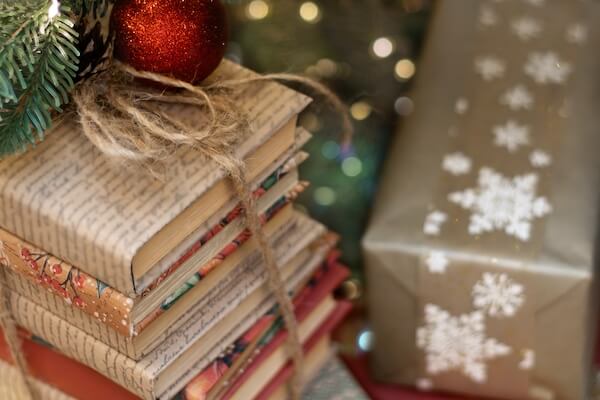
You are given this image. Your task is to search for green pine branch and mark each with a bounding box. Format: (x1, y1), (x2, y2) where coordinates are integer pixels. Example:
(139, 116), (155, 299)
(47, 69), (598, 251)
(0, 0), (80, 157)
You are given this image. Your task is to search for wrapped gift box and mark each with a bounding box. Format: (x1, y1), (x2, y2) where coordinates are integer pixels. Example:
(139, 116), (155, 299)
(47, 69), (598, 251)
(363, 1), (600, 399)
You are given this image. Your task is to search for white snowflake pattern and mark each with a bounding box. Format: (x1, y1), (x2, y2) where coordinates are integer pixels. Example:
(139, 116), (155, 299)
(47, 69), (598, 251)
(524, 52), (572, 85)
(510, 17), (542, 41)
(448, 167), (552, 241)
(519, 349), (535, 370)
(442, 152), (472, 175)
(529, 149), (552, 168)
(479, 6), (498, 27)
(423, 210), (447, 236)
(425, 251), (449, 274)
(417, 304), (511, 383)
(455, 97), (469, 115)
(493, 120), (530, 153)
(500, 85), (534, 111)
(472, 272), (525, 317)
(475, 56), (506, 81)
(566, 23), (587, 45)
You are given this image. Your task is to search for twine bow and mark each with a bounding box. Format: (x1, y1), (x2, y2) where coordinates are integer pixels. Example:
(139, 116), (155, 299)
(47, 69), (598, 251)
(0, 61), (352, 400)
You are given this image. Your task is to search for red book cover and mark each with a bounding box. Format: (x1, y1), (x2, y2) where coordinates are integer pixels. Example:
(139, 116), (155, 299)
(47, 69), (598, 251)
(0, 335), (137, 400)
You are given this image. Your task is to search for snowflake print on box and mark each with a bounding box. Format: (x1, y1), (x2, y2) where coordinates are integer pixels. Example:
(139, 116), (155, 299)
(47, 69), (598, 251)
(442, 152), (472, 175)
(424, 210), (448, 236)
(472, 272), (525, 318)
(493, 120), (530, 153)
(479, 6), (498, 28)
(524, 52), (572, 85)
(474, 56), (506, 81)
(519, 349), (535, 370)
(448, 167), (552, 241)
(500, 85), (534, 111)
(510, 17), (542, 41)
(529, 149), (552, 168)
(425, 251), (449, 274)
(417, 304), (511, 383)
(566, 23), (587, 45)
(455, 98), (469, 115)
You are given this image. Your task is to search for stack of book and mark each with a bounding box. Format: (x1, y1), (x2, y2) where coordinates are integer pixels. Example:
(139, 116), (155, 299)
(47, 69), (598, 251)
(0, 61), (351, 400)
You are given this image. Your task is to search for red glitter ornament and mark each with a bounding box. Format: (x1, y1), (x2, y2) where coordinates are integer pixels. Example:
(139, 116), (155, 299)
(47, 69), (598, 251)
(111, 0), (227, 84)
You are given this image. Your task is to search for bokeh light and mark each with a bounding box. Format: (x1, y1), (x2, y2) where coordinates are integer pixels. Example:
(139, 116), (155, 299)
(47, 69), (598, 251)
(321, 141), (340, 160)
(314, 187), (337, 206)
(246, 0), (270, 20)
(350, 101), (372, 121)
(394, 58), (416, 80)
(357, 328), (375, 352)
(371, 37), (394, 58)
(299, 2), (321, 23)
(342, 157), (363, 177)
(394, 96), (414, 116)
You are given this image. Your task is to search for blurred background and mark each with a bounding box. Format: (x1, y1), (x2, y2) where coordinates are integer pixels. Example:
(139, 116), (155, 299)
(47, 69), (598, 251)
(222, 0), (433, 279)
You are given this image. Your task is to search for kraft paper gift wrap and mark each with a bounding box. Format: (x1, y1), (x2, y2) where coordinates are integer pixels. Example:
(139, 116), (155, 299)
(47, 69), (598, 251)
(363, 1), (600, 399)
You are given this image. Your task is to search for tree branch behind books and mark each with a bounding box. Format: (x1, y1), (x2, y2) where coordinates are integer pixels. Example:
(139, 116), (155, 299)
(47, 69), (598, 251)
(0, 0), (81, 156)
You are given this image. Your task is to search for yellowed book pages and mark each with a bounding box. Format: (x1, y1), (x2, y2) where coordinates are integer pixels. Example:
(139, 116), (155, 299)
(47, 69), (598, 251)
(0, 60), (311, 295)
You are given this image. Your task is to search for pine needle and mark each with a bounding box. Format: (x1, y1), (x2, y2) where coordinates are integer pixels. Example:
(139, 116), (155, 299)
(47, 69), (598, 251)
(0, 0), (80, 156)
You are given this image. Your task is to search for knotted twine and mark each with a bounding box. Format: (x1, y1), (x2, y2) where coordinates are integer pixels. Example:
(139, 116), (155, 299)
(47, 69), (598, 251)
(0, 60), (352, 400)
